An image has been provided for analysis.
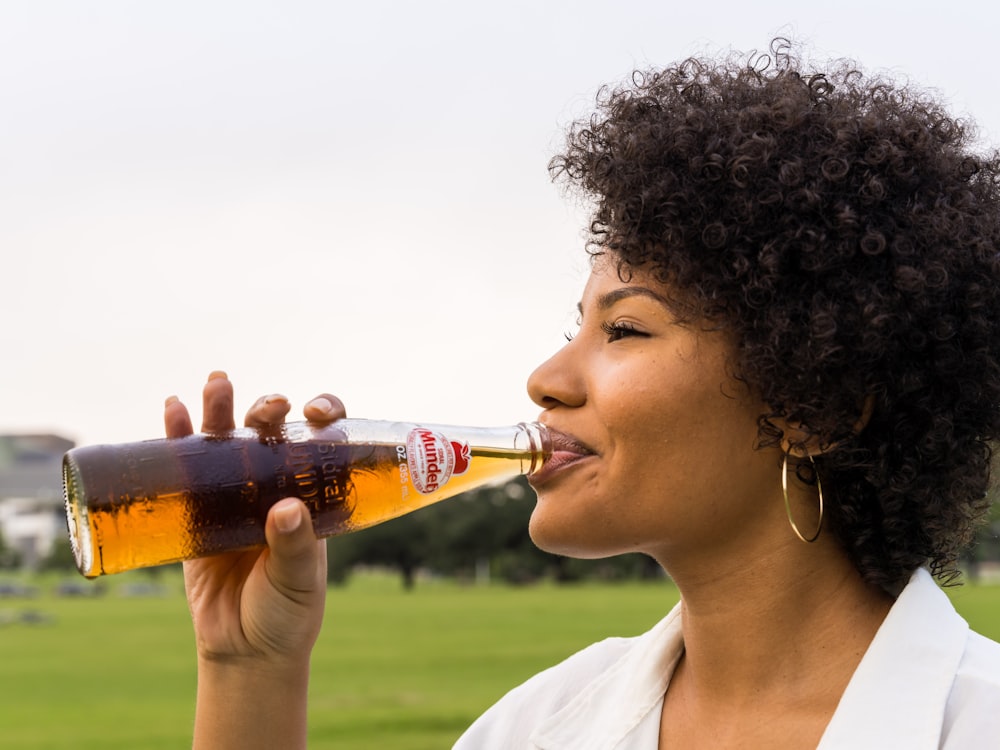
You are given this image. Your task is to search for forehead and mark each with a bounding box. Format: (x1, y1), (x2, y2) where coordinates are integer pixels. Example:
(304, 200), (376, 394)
(582, 254), (714, 328)
(580, 256), (673, 310)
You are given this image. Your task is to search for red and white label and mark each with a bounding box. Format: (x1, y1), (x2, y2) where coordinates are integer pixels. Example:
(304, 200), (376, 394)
(406, 428), (471, 494)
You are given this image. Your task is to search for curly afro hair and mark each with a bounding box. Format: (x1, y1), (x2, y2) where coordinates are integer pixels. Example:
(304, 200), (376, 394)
(549, 39), (1000, 592)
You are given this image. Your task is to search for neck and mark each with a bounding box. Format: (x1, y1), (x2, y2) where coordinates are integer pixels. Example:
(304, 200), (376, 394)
(662, 536), (894, 708)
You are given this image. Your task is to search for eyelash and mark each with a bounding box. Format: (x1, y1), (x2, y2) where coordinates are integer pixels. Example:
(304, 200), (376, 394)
(564, 315), (583, 342)
(600, 320), (643, 341)
(564, 320), (647, 343)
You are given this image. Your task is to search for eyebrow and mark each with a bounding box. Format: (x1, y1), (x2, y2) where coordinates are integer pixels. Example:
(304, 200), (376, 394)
(577, 286), (673, 315)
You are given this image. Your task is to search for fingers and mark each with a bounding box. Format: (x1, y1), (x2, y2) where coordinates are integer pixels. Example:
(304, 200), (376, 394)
(164, 395), (195, 438)
(245, 394), (293, 428)
(245, 391), (346, 428)
(264, 498), (326, 595)
(202, 371), (236, 434)
(170, 371), (346, 435)
(303, 393), (347, 424)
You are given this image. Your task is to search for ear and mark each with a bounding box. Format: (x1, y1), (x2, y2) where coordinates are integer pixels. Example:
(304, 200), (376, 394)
(778, 394), (875, 458)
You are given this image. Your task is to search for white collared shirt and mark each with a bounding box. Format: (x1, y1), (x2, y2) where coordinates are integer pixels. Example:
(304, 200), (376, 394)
(454, 568), (1000, 749)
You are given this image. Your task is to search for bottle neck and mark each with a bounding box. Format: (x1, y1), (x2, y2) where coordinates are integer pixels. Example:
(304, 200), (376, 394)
(237, 419), (551, 477)
(516, 422), (551, 475)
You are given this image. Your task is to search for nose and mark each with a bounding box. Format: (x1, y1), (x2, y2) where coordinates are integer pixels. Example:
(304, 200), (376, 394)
(527, 341), (586, 410)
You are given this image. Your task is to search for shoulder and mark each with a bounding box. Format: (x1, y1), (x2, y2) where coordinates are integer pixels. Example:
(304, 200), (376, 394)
(958, 629), (1000, 683)
(453, 603), (684, 749)
(820, 569), (1000, 748)
(943, 629), (1000, 743)
(453, 634), (638, 749)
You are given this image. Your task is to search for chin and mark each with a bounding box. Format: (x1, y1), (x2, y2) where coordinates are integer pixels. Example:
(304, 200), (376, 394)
(527, 511), (575, 556)
(527, 512), (619, 560)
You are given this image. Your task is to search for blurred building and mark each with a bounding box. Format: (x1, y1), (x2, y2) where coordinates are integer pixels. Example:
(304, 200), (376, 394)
(0, 433), (74, 569)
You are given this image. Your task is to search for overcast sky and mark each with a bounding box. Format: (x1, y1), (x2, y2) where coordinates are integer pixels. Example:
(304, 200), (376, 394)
(2, 1), (999, 447)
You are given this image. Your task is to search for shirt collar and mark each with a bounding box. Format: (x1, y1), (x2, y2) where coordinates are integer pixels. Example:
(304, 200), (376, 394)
(530, 568), (968, 750)
(530, 604), (684, 749)
(818, 567), (969, 749)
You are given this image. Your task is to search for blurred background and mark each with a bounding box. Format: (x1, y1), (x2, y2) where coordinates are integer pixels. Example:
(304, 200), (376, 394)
(2, 2), (1000, 747)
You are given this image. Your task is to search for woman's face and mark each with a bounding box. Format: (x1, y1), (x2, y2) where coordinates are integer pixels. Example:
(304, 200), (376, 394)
(526, 256), (783, 565)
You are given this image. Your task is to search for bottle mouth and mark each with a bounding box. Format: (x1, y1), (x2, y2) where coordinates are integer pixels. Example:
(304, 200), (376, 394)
(517, 422), (551, 475)
(63, 455), (95, 578)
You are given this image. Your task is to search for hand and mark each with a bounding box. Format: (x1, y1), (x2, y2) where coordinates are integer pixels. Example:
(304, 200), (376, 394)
(163, 371), (345, 669)
(167, 371), (348, 749)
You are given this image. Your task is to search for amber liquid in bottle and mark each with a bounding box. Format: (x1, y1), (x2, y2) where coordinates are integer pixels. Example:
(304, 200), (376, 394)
(63, 420), (549, 578)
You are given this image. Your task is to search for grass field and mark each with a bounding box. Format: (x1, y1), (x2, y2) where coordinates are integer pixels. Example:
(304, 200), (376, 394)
(0, 570), (997, 749)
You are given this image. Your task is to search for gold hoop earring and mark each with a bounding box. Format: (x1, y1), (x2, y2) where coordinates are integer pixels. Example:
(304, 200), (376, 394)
(782, 454), (824, 543)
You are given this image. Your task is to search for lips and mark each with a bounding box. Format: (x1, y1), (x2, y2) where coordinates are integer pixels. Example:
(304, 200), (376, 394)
(528, 427), (596, 488)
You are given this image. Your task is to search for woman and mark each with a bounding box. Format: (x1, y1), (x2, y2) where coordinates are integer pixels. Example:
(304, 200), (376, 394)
(166, 41), (1000, 748)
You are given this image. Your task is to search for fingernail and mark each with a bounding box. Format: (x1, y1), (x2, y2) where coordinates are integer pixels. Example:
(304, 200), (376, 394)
(306, 396), (334, 416)
(264, 394), (289, 406)
(208, 370), (228, 381)
(273, 499), (303, 533)
(164, 395), (180, 407)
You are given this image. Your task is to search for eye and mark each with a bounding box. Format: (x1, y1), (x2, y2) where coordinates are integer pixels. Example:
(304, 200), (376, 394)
(601, 320), (646, 342)
(564, 313), (582, 342)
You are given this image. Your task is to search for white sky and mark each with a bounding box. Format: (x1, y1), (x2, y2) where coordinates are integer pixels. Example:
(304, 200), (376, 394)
(2, 1), (999, 447)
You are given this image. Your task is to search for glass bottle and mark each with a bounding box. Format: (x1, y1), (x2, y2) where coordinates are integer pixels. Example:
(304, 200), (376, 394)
(62, 419), (550, 578)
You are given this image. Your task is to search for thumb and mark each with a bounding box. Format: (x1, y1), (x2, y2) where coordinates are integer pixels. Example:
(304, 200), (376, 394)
(264, 498), (324, 596)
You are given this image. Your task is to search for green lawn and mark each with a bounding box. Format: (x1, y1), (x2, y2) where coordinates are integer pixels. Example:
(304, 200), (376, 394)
(0, 570), (997, 749)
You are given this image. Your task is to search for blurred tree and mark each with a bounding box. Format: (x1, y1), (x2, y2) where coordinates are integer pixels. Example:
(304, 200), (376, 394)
(325, 476), (668, 586)
(326, 533), (358, 586)
(0, 528), (20, 570)
(422, 477), (544, 582)
(39, 538), (77, 571)
(328, 511), (433, 590)
(327, 477), (543, 587)
(964, 493), (1000, 581)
